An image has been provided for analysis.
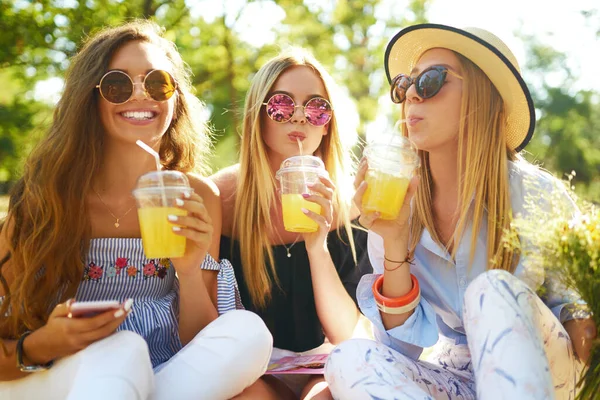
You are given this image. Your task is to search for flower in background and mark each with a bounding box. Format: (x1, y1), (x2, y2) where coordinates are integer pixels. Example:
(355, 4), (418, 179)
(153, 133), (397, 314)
(502, 173), (599, 399)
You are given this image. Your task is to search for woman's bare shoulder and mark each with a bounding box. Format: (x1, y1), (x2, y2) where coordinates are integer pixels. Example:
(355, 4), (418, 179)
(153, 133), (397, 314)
(209, 164), (239, 205)
(210, 164), (240, 189)
(208, 165), (240, 236)
(186, 173), (220, 202)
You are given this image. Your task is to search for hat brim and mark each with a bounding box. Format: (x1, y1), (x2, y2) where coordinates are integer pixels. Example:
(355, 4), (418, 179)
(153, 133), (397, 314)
(384, 24), (534, 151)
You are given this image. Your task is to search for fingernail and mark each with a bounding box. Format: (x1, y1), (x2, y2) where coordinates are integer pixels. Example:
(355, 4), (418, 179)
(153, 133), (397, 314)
(302, 193), (310, 198)
(114, 309), (125, 318)
(172, 226), (181, 232)
(307, 183), (315, 187)
(301, 208), (309, 214)
(183, 191), (191, 198)
(168, 214), (178, 222)
(175, 198), (184, 206)
(123, 298), (134, 312)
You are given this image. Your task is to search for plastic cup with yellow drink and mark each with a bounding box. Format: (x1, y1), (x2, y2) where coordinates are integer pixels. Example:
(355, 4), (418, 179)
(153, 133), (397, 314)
(132, 171), (193, 258)
(276, 156), (327, 233)
(362, 135), (419, 220)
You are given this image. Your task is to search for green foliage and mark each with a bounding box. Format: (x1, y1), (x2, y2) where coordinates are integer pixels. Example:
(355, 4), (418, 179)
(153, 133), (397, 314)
(518, 31), (600, 202)
(0, 0), (598, 203)
(0, 195), (8, 220)
(0, 0), (432, 182)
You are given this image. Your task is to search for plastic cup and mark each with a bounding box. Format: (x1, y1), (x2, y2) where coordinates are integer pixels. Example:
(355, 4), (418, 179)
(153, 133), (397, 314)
(132, 171), (193, 258)
(276, 156), (327, 233)
(362, 135), (420, 220)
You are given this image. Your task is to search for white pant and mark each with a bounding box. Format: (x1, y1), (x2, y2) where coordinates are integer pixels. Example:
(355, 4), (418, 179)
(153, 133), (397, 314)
(0, 310), (272, 400)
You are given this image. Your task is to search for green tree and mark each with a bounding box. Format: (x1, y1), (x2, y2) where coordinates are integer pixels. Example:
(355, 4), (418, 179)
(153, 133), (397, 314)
(518, 33), (600, 201)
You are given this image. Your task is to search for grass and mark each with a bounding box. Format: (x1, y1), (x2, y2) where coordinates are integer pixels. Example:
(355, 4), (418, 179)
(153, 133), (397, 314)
(0, 195), (8, 219)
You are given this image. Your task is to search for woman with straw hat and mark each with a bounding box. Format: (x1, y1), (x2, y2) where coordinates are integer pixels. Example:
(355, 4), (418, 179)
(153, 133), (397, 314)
(324, 23), (596, 399)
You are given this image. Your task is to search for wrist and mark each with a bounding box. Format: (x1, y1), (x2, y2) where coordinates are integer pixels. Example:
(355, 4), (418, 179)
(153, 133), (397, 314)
(383, 238), (408, 260)
(373, 274), (421, 314)
(306, 243), (329, 258)
(22, 329), (56, 366)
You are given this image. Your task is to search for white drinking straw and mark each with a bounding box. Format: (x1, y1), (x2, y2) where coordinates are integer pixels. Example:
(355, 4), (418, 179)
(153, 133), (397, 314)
(136, 140), (168, 207)
(296, 137), (310, 191)
(384, 119), (406, 164)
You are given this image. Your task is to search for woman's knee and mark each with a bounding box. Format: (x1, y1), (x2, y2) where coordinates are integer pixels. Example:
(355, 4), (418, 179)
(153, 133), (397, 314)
(215, 310), (272, 374)
(223, 310), (272, 352)
(463, 269), (538, 323)
(84, 330), (151, 368)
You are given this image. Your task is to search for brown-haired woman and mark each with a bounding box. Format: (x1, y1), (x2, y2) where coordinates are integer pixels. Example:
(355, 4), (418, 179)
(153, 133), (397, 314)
(0, 20), (271, 399)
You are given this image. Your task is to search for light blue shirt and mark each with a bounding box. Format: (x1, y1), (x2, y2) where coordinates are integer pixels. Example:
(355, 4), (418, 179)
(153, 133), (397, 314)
(357, 160), (582, 360)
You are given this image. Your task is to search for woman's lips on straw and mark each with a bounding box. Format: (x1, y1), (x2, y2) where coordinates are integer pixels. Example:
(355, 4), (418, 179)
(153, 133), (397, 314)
(288, 132), (306, 141)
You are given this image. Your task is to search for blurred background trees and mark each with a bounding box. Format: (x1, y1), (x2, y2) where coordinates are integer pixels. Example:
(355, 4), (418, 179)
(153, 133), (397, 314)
(1, 0), (599, 201)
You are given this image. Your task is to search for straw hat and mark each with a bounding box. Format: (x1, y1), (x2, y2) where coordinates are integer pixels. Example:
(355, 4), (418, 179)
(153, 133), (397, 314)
(384, 23), (535, 151)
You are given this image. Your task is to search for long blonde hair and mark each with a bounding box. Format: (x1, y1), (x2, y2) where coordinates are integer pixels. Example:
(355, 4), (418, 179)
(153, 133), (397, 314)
(408, 52), (518, 272)
(0, 20), (211, 338)
(234, 48), (357, 309)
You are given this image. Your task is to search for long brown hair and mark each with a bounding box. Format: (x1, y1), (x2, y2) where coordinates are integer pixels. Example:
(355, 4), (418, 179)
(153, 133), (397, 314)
(233, 48), (357, 309)
(0, 20), (211, 338)
(408, 52), (518, 272)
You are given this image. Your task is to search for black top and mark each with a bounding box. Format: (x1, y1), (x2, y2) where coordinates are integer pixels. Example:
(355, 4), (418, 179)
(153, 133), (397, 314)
(219, 225), (372, 352)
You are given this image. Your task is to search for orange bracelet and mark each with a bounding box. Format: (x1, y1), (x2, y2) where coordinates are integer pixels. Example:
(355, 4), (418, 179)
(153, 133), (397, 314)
(376, 290), (421, 314)
(372, 274), (420, 308)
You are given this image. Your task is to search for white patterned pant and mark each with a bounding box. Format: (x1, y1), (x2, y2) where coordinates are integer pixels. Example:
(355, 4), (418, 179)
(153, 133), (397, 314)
(325, 270), (580, 400)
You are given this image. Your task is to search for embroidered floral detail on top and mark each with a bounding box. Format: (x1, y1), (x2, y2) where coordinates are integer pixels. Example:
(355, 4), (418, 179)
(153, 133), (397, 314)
(84, 257), (172, 282)
(84, 262), (104, 281)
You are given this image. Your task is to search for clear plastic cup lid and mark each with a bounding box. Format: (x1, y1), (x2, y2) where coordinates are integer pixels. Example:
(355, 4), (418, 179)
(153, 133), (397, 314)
(134, 170), (190, 190)
(276, 156), (327, 178)
(279, 155), (324, 169)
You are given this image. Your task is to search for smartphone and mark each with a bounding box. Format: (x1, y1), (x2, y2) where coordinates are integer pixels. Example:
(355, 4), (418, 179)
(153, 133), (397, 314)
(68, 300), (122, 318)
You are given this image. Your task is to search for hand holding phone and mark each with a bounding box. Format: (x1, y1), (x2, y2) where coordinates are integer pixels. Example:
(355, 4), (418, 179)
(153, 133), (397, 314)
(68, 300), (124, 318)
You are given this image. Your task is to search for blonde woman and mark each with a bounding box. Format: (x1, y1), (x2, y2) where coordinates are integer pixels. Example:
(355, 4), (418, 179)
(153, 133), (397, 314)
(325, 24), (597, 399)
(0, 20), (271, 399)
(211, 48), (372, 399)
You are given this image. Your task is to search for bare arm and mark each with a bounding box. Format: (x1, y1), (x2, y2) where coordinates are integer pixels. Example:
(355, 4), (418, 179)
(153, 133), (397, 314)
(307, 246), (360, 344)
(302, 176), (360, 344)
(175, 176), (221, 345)
(353, 160), (419, 330)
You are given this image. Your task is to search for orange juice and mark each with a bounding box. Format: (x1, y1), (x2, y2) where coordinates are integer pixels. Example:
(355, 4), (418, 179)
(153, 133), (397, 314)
(281, 193), (322, 232)
(362, 170), (410, 220)
(138, 206), (187, 258)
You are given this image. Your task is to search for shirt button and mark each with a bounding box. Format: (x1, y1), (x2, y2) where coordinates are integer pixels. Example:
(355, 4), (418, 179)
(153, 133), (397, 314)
(459, 278), (468, 288)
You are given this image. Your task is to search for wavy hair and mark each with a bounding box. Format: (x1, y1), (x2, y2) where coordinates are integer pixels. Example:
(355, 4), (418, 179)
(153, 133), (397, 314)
(407, 52), (518, 273)
(0, 20), (211, 338)
(234, 48), (357, 309)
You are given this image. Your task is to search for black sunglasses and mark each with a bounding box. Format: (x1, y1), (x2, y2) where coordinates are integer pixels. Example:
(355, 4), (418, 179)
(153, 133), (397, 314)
(390, 65), (463, 104)
(96, 69), (177, 105)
